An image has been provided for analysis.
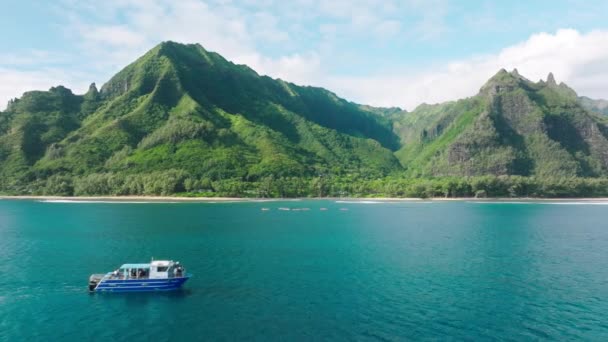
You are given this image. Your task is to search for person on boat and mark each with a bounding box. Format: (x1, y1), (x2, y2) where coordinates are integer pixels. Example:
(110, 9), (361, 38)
(112, 269), (119, 278)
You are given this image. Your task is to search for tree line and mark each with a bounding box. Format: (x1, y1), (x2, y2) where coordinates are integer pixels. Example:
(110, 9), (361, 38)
(3, 169), (608, 198)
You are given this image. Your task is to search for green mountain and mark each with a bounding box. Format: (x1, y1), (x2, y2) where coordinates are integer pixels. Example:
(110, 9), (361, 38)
(579, 96), (608, 116)
(393, 69), (608, 177)
(1, 43), (607, 197)
(0, 42), (401, 194)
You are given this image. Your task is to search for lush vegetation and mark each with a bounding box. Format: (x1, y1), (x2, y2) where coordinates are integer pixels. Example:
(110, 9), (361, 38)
(1, 44), (608, 198)
(5, 170), (608, 199)
(0, 42), (400, 194)
(392, 70), (608, 178)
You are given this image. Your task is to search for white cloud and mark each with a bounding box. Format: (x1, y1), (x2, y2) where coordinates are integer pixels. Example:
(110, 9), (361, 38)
(81, 25), (146, 47)
(0, 68), (91, 109)
(0, 50), (69, 67)
(66, 0), (327, 88)
(243, 52), (322, 86)
(251, 12), (289, 43)
(321, 29), (608, 110)
(1, 0), (607, 115)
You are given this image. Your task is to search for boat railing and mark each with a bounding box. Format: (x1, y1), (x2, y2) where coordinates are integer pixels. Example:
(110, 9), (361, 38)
(105, 269), (187, 280)
(105, 270), (150, 280)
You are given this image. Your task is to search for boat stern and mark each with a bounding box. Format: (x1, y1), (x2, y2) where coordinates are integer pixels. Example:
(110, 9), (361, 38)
(88, 274), (105, 292)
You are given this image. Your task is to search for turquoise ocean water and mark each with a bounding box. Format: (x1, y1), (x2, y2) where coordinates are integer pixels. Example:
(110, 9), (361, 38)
(1, 199), (607, 340)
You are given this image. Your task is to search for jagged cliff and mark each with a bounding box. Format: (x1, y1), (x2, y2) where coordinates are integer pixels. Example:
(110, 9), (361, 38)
(393, 69), (608, 177)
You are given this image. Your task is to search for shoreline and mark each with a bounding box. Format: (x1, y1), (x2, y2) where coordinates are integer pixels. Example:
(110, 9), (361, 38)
(2, 195), (608, 202)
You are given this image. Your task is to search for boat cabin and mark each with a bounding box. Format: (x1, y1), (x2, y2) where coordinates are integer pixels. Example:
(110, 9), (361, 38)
(113, 260), (184, 280)
(150, 260), (175, 279)
(117, 263), (150, 279)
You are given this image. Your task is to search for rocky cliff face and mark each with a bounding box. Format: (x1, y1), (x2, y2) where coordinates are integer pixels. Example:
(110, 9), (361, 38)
(394, 69), (608, 177)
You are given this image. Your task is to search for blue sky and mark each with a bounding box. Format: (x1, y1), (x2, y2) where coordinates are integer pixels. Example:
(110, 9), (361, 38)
(1, 0), (607, 110)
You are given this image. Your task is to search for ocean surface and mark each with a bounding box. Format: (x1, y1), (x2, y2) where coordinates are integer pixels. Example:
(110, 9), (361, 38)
(1, 199), (608, 341)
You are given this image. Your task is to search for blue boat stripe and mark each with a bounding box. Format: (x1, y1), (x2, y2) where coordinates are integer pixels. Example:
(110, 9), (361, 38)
(97, 282), (186, 287)
(96, 287), (184, 292)
(97, 288), (180, 292)
(100, 278), (188, 283)
(94, 276), (189, 292)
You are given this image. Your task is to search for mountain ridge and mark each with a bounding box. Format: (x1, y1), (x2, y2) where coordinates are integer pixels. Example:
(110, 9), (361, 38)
(1, 41), (607, 196)
(0, 41), (403, 194)
(393, 68), (608, 177)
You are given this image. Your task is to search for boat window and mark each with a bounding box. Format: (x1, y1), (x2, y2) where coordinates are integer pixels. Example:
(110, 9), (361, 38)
(157, 266), (168, 272)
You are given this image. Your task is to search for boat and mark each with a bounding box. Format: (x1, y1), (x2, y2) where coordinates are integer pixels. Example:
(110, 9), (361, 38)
(88, 259), (191, 292)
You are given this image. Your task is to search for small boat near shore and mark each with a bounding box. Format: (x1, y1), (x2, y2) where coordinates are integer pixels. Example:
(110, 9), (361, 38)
(88, 260), (190, 292)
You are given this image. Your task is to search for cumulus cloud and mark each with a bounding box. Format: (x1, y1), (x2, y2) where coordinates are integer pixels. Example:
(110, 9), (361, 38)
(65, 0), (316, 84)
(0, 68), (91, 109)
(324, 29), (608, 110)
(1, 1), (606, 113)
(243, 52), (322, 86)
(0, 50), (70, 67)
(81, 25), (146, 47)
(0, 48), (93, 108)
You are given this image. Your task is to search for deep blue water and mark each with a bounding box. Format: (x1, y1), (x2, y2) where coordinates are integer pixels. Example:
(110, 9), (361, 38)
(1, 199), (608, 340)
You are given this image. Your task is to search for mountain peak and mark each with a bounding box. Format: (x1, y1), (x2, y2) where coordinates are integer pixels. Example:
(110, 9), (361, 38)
(547, 72), (557, 86)
(512, 68), (520, 77)
(479, 68), (524, 96)
(86, 82), (98, 95)
(156, 40), (205, 52)
(149, 41), (197, 59)
(537, 72), (578, 99)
